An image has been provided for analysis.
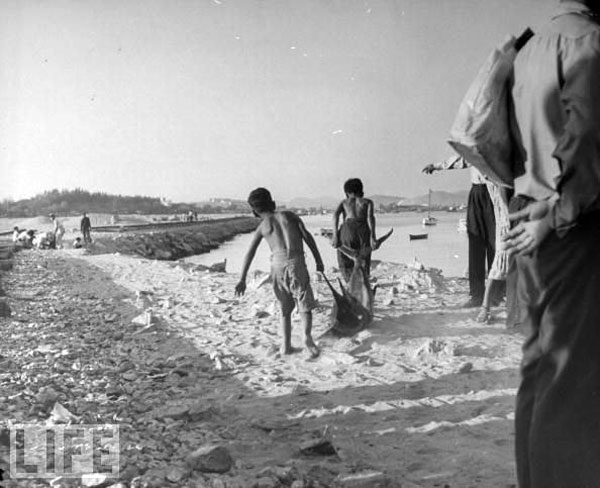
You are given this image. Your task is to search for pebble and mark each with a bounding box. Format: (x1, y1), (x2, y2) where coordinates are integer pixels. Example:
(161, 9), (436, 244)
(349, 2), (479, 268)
(186, 444), (233, 473)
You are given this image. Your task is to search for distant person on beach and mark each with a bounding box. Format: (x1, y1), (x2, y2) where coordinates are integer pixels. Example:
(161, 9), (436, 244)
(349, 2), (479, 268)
(332, 178), (377, 283)
(33, 231), (54, 250)
(80, 212), (92, 244)
(423, 157), (499, 308)
(235, 187), (324, 358)
(50, 213), (65, 249)
(12, 226), (34, 247)
(501, 1), (600, 486)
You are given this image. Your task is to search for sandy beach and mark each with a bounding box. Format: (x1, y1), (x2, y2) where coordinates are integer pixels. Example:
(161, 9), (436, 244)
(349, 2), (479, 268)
(0, 244), (523, 488)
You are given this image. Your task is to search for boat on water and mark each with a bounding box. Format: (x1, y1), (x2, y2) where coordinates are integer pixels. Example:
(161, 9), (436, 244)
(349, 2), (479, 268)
(422, 189), (437, 226)
(409, 233), (428, 241)
(320, 228), (334, 239)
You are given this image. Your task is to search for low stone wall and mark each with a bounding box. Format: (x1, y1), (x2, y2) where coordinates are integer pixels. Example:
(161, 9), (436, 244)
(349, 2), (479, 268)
(89, 217), (258, 260)
(0, 244), (14, 315)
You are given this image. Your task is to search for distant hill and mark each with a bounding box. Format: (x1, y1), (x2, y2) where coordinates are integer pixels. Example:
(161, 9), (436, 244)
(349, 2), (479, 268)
(286, 194), (404, 210)
(0, 189), (250, 218)
(370, 194), (404, 206)
(285, 191), (467, 210)
(286, 196), (339, 210)
(401, 190), (469, 207)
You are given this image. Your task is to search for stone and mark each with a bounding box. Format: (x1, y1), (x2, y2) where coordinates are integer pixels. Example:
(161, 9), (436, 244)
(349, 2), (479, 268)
(132, 312), (157, 326)
(186, 445), (233, 473)
(299, 438), (337, 456)
(81, 473), (109, 487)
(187, 404), (217, 422)
(458, 362), (474, 374)
(36, 387), (60, 410)
(334, 471), (388, 487)
(253, 477), (278, 488)
(0, 298), (11, 318)
(158, 405), (190, 420)
(166, 466), (187, 483)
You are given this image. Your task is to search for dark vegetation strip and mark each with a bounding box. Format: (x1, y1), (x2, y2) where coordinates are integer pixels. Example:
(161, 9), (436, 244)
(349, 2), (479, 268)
(89, 217), (258, 261)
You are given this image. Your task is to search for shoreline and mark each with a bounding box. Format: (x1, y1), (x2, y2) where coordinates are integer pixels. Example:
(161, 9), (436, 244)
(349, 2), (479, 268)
(0, 248), (523, 487)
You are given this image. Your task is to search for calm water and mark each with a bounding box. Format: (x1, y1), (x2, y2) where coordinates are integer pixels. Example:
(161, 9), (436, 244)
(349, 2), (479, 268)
(186, 211), (468, 278)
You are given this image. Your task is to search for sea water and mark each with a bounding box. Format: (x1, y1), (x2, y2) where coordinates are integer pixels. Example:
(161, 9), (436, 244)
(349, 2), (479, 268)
(185, 211), (468, 278)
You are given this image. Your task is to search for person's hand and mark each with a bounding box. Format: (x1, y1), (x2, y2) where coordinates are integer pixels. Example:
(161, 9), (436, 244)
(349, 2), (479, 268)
(422, 164), (437, 174)
(316, 262), (325, 273)
(503, 216), (552, 257)
(509, 200), (552, 224)
(234, 280), (246, 297)
(331, 234), (340, 248)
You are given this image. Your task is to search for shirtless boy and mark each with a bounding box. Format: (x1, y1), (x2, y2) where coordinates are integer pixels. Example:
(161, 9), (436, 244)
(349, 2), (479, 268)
(235, 188), (324, 358)
(332, 178), (377, 282)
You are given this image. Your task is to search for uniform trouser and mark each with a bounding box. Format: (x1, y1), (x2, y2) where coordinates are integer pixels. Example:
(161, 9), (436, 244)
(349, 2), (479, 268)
(467, 184), (496, 302)
(515, 213), (600, 488)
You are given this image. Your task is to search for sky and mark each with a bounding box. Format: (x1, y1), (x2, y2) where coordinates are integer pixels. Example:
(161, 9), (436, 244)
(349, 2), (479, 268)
(0, 0), (556, 203)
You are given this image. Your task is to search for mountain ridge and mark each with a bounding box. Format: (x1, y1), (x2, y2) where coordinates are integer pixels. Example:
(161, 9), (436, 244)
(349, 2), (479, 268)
(283, 190), (468, 209)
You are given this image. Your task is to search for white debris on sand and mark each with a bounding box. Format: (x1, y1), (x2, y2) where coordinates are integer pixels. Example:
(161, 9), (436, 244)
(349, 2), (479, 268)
(2, 249), (524, 487)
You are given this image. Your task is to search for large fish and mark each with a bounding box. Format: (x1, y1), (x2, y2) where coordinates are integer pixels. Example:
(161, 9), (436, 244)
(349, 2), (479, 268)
(323, 228), (393, 337)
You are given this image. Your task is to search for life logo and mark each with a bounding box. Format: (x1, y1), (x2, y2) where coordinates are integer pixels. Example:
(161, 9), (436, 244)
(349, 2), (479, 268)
(7, 424), (119, 481)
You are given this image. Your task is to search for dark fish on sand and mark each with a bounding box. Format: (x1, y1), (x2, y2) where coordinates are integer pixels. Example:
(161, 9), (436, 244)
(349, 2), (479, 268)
(323, 228), (393, 336)
(322, 273), (372, 337)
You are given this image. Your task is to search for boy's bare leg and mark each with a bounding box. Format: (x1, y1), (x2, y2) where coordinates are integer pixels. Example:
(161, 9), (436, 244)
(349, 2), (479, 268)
(280, 312), (301, 355)
(301, 311), (320, 358)
(477, 279), (500, 323)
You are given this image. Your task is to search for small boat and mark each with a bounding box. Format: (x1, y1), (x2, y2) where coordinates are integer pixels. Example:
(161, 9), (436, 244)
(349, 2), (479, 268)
(422, 189), (437, 226)
(409, 233), (428, 241)
(320, 228), (334, 239)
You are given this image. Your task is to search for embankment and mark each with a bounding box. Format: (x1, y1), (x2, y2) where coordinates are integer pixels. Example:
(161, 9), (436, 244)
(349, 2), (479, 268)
(89, 216), (258, 260)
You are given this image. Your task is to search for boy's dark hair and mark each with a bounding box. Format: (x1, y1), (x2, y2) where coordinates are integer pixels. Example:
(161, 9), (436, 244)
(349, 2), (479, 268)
(248, 187), (276, 214)
(344, 178), (364, 197)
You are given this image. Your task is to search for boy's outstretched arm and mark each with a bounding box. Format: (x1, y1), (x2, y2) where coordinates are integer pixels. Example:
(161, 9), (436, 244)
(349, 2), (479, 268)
(298, 217), (324, 273)
(367, 199), (377, 249)
(331, 202), (344, 248)
(235, 229), (263, 296)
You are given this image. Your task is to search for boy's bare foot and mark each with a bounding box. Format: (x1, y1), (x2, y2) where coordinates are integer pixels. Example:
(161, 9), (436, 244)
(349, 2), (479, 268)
(281, 345), (302, 355)
(305, 340), (320, 359)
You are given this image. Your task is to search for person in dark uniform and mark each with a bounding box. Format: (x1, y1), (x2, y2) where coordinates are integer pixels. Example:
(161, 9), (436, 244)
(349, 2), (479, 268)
(80, 212), (92, 244)
(423, 156), (496, 307)
(503, 1), (600, 486)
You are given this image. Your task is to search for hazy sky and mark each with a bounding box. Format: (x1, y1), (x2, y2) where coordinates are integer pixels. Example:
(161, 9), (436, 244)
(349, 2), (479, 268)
(1, 0), (556, 203)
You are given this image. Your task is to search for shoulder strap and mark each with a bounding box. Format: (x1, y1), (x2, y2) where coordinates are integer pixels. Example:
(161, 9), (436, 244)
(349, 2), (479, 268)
(514, 27), (534, 52)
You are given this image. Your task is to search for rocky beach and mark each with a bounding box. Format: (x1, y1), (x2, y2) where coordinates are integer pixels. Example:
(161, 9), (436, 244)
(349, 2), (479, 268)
(0, 223), (524, 487)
